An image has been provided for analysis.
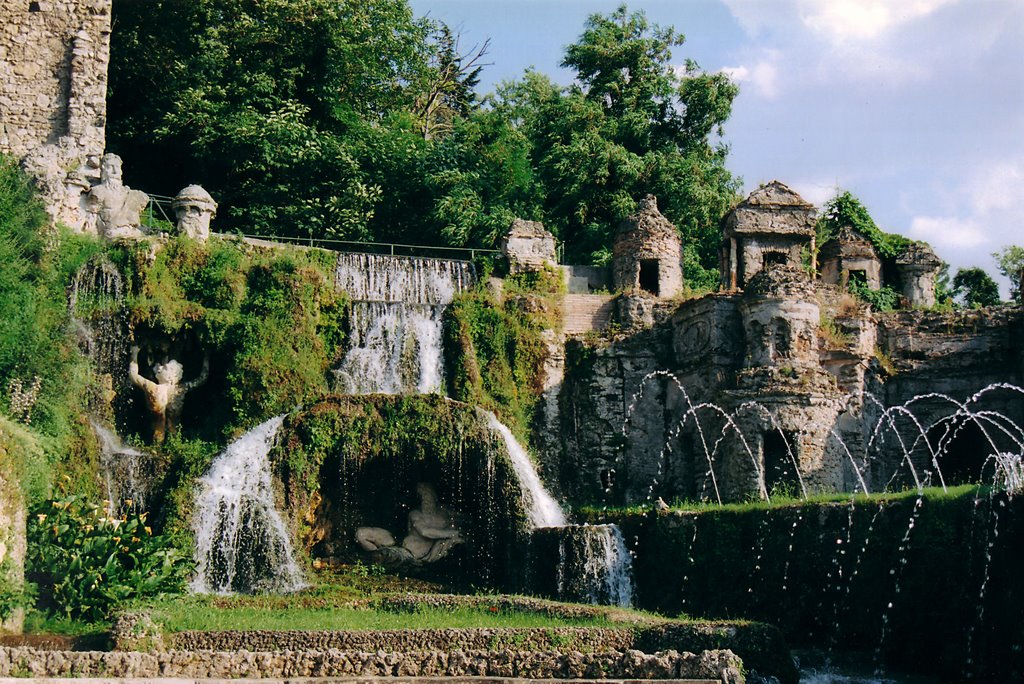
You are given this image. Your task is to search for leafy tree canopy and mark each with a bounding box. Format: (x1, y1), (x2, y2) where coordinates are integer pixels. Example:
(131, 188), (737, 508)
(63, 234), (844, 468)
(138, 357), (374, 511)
(108, 2), (739, 270)
(993, 245), (1024, 303)
(952, 267), (1001, 308)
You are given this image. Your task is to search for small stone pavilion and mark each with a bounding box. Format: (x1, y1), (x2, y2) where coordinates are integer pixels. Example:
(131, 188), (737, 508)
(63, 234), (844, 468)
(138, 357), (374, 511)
(719, 181), (816, 290)
(612, 195), (683, 298)
(896, 242), (943, 308)
(818, 226), (883, 290)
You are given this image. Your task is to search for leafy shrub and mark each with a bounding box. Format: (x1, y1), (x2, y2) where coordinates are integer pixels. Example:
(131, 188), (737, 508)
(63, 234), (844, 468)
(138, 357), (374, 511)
(28, 496), (192, 621)
(848, 277), (901, 312)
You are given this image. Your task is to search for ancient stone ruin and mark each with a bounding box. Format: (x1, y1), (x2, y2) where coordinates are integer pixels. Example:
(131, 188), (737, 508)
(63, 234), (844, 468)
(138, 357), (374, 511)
(500, 219), (557, 275)
(896, 241), (943, 308)
(719, 180), (816, 290)
(0, 0), (112, 228)
(818, 225), (882, 290)
(612, 194), (683, 298)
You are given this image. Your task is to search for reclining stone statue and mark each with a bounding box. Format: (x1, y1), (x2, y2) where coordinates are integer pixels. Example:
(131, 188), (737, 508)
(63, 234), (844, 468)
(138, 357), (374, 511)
(355, 482), (464, 566)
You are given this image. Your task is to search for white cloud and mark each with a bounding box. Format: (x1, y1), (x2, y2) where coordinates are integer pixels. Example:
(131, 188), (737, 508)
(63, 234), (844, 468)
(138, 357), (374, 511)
(799, 0), (958, 43)
(965, 162), (1024, 216)
(909, 216), (990, 250)
(721, 51), (781, 99)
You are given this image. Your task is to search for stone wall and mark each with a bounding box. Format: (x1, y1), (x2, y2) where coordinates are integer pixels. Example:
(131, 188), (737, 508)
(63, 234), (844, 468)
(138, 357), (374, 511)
(0, 0), (111, 225)
(0, 645), (745, 682)
(0, 0), (110, 159)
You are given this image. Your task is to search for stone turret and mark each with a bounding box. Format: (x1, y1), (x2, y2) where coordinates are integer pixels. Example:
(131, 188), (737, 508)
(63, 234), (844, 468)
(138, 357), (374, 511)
(500, 219), (557, 275)
(612, 195), (683, 298)
(740, 265), (820, 370)
(720, 181), (816, 290)
(818, 226), (882, 290)
(896, 242), (942, 308)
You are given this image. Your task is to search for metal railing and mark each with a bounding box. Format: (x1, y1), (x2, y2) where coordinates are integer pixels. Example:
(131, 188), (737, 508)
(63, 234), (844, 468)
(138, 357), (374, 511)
(141, 194), (504, 261)
(236, 233), (500, 261)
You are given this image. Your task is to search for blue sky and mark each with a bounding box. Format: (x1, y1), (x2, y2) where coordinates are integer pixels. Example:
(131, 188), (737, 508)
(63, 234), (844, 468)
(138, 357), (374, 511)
(409, 0), (1024, 295)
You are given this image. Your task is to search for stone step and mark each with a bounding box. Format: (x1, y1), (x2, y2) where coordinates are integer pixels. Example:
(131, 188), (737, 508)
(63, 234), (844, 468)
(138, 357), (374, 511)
(562, 294), (616, 335)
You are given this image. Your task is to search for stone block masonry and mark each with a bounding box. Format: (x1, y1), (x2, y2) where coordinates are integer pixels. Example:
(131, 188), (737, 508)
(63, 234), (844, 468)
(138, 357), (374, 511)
(0, 0), (110, 158)
(0, 0), (111, 226)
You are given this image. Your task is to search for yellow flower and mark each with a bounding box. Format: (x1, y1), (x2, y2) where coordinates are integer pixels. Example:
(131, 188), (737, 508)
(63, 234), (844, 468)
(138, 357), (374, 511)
(36, 513), (46, 523)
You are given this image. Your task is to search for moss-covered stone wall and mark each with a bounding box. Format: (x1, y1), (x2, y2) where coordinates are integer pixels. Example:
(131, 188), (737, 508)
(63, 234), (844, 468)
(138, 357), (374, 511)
(273, 395), (532, 588)
(589, 489), (1024, 680)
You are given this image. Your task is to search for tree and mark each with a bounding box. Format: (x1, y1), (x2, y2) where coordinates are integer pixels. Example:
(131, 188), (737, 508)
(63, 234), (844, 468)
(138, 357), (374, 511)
(108, 0), (434, 238)
(993, 245), (1024, 303)
(499, 4), (740, 265)
(952, 267), (1001, 308)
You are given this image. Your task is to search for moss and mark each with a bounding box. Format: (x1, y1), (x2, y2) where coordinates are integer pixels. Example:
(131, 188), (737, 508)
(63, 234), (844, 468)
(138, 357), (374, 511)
(273, 395), (531, 588)
(443, 276), (558, 444)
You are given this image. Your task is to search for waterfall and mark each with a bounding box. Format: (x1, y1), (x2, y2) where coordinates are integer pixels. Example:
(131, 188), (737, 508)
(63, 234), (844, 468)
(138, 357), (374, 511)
(68, 255), (130, 411)
(334, 253), (473, 395)
(191, 416), (305, 594)
(555, 524), (634, 608)
(481, 410), (567, 528)
(92, 421), (150, 514)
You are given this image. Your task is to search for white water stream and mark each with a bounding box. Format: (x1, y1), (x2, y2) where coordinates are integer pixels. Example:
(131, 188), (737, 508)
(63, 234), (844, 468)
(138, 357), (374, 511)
(191, 416), (305, 594)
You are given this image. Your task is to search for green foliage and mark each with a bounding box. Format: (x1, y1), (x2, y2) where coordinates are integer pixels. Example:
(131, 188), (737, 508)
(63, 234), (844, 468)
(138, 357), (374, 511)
(992, 245), (1024, 303)
(816, 191), (913, 260)
(848, 277), (901, 312)
(108, 2), (737, 271)
(122, 237), (347, 432)
(27, 496), (192, 621)
(952, 266), (1001, 308)
(443, 282), (555, 439)
(0, 157), (97, 488)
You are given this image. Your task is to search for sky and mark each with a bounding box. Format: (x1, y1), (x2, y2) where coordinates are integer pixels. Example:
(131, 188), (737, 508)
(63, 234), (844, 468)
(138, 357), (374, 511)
(408, 0), (1024, 296)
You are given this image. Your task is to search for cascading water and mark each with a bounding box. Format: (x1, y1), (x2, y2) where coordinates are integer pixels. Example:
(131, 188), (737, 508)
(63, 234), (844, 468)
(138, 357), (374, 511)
(481, 409), (633, 606)
(191, 416), (305, 594)
(482, 410), (566, 528)
(334, 253), (474, 394)
(68, 255), (130, 412)
(555, 524), (633, 608)
(92, 421), (151, 514)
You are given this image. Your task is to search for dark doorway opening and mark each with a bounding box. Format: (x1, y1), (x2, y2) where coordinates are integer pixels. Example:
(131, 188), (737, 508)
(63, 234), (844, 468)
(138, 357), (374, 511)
(29, 1), (41, 11)
(763, 251), (788, 269)
(763, 430), (800, 497)
(639, 259), (660, 296)
(928, 420), (992, 485)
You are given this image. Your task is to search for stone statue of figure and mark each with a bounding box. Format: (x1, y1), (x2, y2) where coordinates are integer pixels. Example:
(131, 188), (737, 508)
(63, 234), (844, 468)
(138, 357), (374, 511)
(355, 482), (464, 566)
(129, 345), (209, 443)
(172, 185), (218, 242)
(86, 154), (149, 240)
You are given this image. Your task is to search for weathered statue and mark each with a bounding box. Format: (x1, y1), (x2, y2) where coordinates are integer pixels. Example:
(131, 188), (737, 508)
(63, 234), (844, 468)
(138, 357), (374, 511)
(172, 184), (217, 242)
(129, 345), (209, 443)
(86, 154), (149, 240)
(355, 482), (464, 566)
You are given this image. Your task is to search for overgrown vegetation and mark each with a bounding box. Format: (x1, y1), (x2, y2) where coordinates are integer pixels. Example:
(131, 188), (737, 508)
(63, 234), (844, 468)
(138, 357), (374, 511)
(27, 495), (191, 621)
(816, 191), (912, 260)
(443, 271), (559, 441)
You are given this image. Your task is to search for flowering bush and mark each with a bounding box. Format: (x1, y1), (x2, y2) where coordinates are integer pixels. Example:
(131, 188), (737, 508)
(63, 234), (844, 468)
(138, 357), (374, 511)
(28, 495), (192, 621)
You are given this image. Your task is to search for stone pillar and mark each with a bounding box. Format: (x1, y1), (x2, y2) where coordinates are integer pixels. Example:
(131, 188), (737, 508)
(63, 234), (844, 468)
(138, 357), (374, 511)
(739, 266), (820, 370)
(896, 243), (942, 308)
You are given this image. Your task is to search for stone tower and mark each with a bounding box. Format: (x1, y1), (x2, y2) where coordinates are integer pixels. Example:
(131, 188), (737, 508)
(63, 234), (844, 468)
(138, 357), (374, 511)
(612, 195), (684, 298)
(720, 181), (816, 290)
(0, 0), (112, 226)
